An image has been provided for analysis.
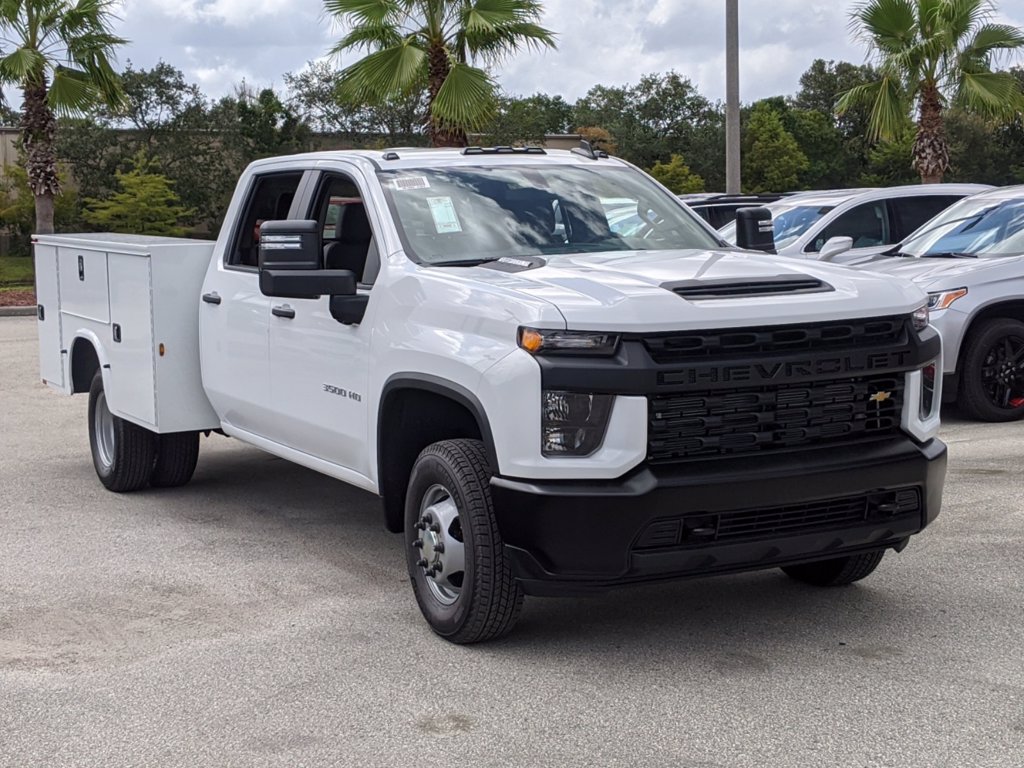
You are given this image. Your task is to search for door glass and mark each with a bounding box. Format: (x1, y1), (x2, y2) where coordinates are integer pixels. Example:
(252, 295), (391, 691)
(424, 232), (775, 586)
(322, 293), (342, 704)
(228, 172), (304, 268)
(315, 176), (378, 285)
(890, 196), (961, 240)
(809, 201), (888, 252)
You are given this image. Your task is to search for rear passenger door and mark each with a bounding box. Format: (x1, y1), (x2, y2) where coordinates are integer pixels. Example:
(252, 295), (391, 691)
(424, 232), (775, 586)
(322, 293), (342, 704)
(807, 201), (891, 254)
(265, 168), (381, 475)
(888, 196), (963, 241)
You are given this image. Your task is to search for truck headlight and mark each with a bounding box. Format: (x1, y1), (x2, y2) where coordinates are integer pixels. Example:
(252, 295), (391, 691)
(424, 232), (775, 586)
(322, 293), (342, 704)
(519, 327), (620, 356)
(912, 304), (929, 330)
(542, 391), (613, 456)
(927, 288), (967, 311)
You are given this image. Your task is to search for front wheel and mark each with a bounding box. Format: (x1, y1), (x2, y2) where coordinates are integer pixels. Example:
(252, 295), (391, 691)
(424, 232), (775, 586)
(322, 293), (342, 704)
(959, 318), (1024, 422)
(405, 439), (523, 644)
(88, 371), (156, 493)
(781, 550), (886, 586)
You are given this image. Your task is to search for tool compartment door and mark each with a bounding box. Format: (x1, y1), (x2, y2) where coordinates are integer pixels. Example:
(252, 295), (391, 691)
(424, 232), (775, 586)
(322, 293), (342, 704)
(33, 242), (65, 389)
(105, 252), (156, 426)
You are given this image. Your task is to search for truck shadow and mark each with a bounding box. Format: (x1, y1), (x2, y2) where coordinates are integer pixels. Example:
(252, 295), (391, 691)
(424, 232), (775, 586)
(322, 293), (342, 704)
(148, 438), (923, 664)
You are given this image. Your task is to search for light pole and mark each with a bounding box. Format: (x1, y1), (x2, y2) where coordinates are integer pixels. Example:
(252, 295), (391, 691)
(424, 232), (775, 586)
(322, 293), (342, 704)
(725, 0), (741, 193)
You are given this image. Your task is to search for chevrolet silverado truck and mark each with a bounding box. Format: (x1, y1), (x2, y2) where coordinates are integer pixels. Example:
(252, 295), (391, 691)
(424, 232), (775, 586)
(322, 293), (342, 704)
(34, 145), (947, 643)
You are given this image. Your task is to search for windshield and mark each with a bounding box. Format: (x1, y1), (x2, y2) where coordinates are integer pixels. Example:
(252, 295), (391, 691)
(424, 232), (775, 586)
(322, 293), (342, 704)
(719, 203), (834, 249)
(376, 165), (722, 264)
(899, 196), (1024, 257)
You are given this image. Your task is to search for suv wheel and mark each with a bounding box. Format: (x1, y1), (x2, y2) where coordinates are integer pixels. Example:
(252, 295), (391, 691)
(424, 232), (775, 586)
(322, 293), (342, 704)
(404, 439), (523, 643)
(781, 550), (885, 586)
(959, 318), (1024, 422)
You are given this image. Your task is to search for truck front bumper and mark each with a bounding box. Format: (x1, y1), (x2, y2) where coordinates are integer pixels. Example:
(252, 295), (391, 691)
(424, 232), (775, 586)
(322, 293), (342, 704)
(490, 437), (946, 596)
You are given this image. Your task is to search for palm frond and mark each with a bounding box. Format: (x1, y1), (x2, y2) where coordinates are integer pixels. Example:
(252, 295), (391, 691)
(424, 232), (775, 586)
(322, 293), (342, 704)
(332, 22), (406, 54)
(838, 75), (909, 141)
(0, 46), (45, 82)
(961, 22), (1024, 59)
(851, 0), (917, 55)
(954, 70), (1024, 116)
(338, 40), (427, 101)
(431, 60), (495, 129)
(465, 21), (555, 60)
(48, 65), (101, 115)
(323, 0), (411, 27)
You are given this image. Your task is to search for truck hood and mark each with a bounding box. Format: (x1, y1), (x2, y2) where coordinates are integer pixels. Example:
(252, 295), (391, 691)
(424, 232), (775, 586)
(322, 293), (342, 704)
(843, 253), (1019, 290)
(453, 249), (927, 332)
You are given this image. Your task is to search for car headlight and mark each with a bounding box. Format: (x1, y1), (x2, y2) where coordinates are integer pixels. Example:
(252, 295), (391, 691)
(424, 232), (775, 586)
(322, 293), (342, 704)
(519, 327), (620, 356)
(912, 304), (929, 331)
(542, 391), (613, 457)
(927, 288), (968, 311)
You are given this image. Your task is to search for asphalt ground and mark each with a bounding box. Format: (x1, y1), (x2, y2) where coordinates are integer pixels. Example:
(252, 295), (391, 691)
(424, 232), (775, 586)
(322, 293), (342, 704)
(1, 315), (1022, 768)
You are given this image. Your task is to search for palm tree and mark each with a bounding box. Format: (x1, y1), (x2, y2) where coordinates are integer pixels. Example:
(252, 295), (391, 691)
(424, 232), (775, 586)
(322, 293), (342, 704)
(0, 0), (125, 233)
(324, 0), (556, 147)
(839, 0), (1024, 183)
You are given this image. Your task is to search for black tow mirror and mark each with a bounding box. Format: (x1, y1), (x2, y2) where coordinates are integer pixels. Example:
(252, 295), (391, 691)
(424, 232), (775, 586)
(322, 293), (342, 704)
(258, 220), (321, 271)
(259, 268), (358, 299)
(734, 207), (776, 253)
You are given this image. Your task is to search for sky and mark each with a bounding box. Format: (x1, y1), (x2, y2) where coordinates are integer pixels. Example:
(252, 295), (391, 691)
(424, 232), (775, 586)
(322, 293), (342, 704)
(4, 0), (1024, 109)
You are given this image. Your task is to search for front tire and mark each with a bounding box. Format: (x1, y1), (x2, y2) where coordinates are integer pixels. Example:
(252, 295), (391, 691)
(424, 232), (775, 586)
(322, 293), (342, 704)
(88, 371), (156, 493)
(405, 439), (523, 644)
(781, 550), (886, 586)
(959, 317), (1024, 422)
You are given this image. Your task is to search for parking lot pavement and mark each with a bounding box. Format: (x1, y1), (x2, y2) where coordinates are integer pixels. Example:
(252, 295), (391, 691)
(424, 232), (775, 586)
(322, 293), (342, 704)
(1, 314), (1022, 768)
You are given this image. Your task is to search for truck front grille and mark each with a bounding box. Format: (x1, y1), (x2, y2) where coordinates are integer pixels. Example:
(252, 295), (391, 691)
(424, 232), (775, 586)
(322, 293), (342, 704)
(642, 316), (907, 364)
(648, 374), (903, 463)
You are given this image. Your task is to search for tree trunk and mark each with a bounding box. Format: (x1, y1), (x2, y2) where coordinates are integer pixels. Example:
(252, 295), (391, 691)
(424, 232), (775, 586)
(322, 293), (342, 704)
(913, 82), (949, 184)
(21, 77), (61, 234)
(426, 44), (466, 148)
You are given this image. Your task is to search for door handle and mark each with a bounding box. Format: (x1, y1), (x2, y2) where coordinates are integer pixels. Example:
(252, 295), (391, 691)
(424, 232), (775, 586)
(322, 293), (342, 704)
(272, 304), (296, 319)
(202, 292), (222, 305)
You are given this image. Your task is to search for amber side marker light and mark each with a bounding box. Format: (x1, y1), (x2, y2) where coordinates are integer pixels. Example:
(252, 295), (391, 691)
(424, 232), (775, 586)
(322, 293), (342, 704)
(158, 343), (166, 357)
(519, 328), (544, 354)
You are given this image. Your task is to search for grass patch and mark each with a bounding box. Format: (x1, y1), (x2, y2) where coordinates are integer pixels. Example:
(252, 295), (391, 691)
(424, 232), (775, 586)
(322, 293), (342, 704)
(0, 255), (35, 288)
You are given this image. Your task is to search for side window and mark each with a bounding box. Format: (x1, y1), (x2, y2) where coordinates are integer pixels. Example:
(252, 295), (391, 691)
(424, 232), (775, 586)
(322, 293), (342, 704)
(890, 196), (961, 240)
(314, 174), (379, 286)
(808, 201), (889, 252)
(228, 172), (304, 268)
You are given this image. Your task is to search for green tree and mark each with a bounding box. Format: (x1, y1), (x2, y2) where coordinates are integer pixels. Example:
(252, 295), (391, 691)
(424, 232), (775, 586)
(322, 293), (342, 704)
(861, 131), (918, 185)
(0, 0), (125, 234)
(486, 91), (573, 145)
(0, 161), (77, 254)
(82, 152), (193, 236)
(839, 0), (1024, 183)
(648, 154), (704, 194)
(324, 0), (556, 147)
(743, 103), (808, 192)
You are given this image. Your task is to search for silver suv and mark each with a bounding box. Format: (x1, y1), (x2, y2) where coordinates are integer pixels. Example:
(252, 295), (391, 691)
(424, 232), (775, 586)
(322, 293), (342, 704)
(845, 185), (1024, 421)
(719, 184), (990, 262)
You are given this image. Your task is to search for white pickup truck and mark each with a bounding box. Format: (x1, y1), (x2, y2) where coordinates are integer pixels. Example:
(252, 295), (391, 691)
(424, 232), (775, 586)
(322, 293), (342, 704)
(34, 146), (947, 643)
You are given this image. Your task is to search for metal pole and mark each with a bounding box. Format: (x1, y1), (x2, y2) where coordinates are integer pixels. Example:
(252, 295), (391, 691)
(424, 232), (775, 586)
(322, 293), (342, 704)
(725, 0), (741, 193)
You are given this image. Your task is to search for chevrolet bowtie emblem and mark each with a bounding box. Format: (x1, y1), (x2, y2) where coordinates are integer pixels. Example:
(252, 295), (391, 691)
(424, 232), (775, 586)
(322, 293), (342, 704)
(869, 391), (892, 403)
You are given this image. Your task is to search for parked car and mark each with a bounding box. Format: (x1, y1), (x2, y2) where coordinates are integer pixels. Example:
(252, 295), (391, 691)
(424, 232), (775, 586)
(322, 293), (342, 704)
(841, 185), (1024, 421)
(718, 185), (990, 262)
(681, 193), (789, 229)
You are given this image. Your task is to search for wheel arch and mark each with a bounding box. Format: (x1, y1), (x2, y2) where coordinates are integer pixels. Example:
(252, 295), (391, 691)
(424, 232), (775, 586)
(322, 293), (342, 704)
(377, 375), (497, 533)
(955, 299), (1024, 375)
(68, 333), (108, 394)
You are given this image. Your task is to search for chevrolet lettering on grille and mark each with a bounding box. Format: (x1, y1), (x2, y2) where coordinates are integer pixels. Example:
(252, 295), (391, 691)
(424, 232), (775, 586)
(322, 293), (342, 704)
(661, 350), (912, 388)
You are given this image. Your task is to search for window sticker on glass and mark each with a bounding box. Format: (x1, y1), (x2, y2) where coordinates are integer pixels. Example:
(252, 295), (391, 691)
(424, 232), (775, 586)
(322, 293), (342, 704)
(427, 196), (462, 234)
(392, 176), (430, 191)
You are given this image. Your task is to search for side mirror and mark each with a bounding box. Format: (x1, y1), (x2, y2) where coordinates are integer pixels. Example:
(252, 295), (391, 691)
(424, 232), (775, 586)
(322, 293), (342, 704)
(734, 207), (775, 253)
(817, 236), (854, 262)
(259, 268), (358, 299)
(258, 220), (321, 271)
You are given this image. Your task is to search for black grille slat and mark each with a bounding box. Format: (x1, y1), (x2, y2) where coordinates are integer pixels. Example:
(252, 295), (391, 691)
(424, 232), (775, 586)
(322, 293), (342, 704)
(649, 375), (903, 463)
(670, 278), (829, 300)
(642, 316), (907, 364)
(633, 490), (921, 550)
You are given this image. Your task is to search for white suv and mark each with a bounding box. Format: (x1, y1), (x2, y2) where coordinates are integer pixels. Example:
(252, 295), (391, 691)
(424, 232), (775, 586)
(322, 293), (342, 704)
(719, 184), (990, 261)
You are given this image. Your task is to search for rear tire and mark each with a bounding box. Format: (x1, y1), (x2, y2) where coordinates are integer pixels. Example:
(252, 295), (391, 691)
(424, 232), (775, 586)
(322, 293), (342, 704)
(781, 550), (886, 586)
(405, 439), (523, 644)
(958, 318), (1024, 422)
(88, 371), (156, 493)
(151, 432), (200, 488)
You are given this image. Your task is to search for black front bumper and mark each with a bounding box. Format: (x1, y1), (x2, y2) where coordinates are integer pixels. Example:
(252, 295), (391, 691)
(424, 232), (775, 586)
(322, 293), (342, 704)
(490, 438), (946, 596)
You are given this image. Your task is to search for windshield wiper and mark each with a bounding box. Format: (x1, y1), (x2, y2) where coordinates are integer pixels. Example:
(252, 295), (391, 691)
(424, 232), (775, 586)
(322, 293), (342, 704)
(921, 251), (977, 259)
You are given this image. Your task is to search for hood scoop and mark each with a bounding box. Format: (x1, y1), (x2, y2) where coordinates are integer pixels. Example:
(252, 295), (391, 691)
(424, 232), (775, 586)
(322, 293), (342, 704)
(663, 275), (833, 300)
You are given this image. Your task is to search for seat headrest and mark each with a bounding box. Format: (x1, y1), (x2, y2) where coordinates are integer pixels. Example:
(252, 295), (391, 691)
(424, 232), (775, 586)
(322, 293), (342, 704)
(340, 203), (373, 243)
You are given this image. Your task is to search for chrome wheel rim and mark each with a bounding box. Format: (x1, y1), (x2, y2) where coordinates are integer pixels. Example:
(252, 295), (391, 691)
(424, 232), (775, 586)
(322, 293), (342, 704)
(94, 390), (115, 471)
(413, 484), (466, 606)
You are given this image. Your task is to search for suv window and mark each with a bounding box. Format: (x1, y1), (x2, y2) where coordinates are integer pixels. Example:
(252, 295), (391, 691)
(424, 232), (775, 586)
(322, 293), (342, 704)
(313, 174), (379, 285)
(808, 201), (889, 252)
(229, 172), (304, 268)
(890, 196), (961, 240)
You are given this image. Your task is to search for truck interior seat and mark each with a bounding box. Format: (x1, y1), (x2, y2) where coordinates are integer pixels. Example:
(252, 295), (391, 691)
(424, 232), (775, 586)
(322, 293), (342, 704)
(324, 203), (374, 280)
